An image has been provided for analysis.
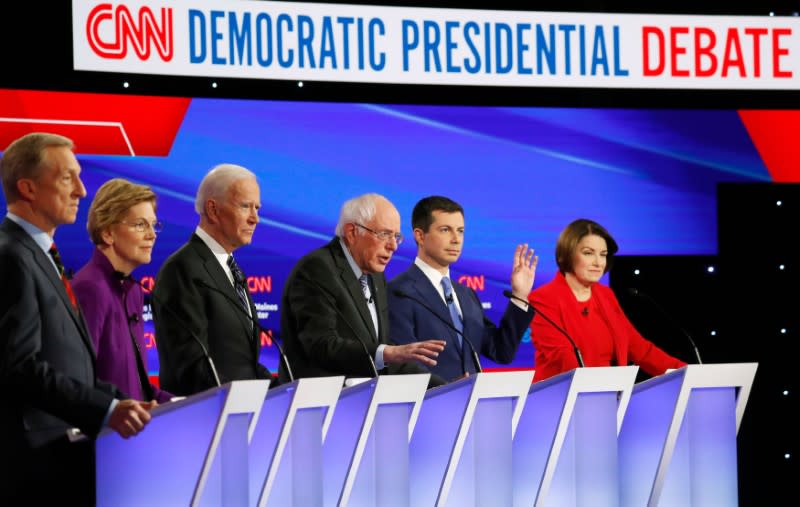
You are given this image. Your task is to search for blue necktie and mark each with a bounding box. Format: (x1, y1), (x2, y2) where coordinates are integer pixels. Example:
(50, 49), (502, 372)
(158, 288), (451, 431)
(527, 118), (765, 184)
(441, 276), (463, 347)
(227, 255), (252, 327)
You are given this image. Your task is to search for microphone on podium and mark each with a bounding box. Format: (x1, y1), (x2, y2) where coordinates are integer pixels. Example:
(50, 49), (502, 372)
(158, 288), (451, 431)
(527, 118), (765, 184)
(627, 288), (703, 364)
(502, 290), (586, 368)
(192, 278), (295, 383)
(137, 278), (221, 387)
(294, 274), (380, 378)
(391, 289), (482, 374)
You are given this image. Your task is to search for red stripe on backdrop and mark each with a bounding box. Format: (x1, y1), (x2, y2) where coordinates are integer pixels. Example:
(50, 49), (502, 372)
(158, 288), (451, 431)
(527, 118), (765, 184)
(739, 110), (800, 183)
(0, 89), (190, 156)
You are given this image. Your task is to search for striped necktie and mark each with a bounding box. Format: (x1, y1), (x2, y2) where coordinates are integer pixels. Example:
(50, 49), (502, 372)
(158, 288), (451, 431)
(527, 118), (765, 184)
(227, 255), (252, 326)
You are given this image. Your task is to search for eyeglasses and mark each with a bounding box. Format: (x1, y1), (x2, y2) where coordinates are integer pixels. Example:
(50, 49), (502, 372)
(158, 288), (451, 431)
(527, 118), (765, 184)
(116, 220), (164, 234)
(355, 223), (403, 245)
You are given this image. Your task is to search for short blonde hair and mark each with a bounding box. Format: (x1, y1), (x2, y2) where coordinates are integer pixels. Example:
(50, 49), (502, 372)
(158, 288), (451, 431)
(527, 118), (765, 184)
(87, 178), (157, 245)
(0, 132), (74, 203)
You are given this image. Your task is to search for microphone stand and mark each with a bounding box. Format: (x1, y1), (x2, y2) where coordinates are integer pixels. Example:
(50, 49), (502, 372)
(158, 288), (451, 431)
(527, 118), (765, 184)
(391, 289), (482, 374)
(292, 273), (380, 378)
(136, 277), (221, 387)
(192, 278), (295, 382)
(503, 290), (585, 368)
(628, 288), (703, 364)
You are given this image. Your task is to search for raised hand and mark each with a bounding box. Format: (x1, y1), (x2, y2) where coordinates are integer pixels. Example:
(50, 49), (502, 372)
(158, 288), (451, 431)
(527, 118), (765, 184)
(510, 243), (538, 300)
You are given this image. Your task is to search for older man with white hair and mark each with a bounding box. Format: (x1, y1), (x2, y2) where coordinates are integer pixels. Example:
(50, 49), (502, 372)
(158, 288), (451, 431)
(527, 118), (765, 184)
(153, 163), (275, 395)
(280, 193), (446, 388)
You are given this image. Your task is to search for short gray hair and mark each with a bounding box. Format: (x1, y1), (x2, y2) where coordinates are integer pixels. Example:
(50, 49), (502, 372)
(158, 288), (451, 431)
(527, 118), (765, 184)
(335, 193), (386, 237)
(195, 163), (256, 215)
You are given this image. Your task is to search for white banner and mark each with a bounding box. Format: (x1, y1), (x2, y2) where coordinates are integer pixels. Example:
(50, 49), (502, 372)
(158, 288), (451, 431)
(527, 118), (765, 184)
(72, 0), (800, 89)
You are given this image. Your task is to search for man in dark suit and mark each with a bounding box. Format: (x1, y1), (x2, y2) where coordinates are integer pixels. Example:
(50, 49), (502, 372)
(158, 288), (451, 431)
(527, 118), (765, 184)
(153, 163), (275, 395)
(0, 132), (155, 504)
(388, 196), (537, 381)
(280, 193), (446, 386)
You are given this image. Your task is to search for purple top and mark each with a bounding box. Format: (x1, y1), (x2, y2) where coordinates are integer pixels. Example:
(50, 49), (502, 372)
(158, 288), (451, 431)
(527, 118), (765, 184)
(72, 249), (172, 403)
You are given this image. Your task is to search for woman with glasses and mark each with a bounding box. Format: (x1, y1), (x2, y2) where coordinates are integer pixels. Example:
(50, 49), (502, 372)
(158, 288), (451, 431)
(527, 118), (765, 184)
(72, 178), (173, 402)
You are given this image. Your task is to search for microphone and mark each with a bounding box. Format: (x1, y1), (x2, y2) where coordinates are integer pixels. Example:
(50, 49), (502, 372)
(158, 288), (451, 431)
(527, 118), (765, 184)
(391, 289), (482, 374)
(627, 288), (702, 364)
(193, 278), (295, 383)
(503, 290), (585, 368)
(293, 273), (380, 378)
(135, 277), (221, 388)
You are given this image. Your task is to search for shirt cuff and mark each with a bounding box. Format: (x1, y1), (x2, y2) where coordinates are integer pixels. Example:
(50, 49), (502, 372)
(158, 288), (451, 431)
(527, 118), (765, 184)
(375, 344), (386, 370)
(103, 398), (119, 427)
(510, 297), (529, 312)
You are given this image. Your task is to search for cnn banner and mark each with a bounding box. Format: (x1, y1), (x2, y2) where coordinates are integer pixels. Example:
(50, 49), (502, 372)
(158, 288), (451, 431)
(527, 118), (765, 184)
(73, 0), (800, 89)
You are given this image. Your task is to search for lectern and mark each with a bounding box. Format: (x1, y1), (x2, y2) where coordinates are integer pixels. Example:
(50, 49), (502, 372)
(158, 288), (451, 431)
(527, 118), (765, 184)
(409, 371), (535, 507)
(618, 363), (758, 506)
(96, 380), (270, 506)
(513, 366), (638, 507)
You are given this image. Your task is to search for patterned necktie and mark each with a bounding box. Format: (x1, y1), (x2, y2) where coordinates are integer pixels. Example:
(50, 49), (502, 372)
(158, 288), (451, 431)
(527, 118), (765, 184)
(359, 274), (379, 337)
(49, 242), (78, 310)
(227, 255), (251, 321)
(441, 276), (463, 347)
(359, 274), (371, 302)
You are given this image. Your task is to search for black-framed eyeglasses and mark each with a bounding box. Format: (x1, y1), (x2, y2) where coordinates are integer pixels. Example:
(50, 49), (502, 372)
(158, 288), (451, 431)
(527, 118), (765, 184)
(355, 223), (403, 245)
(116, 220), (164, 234)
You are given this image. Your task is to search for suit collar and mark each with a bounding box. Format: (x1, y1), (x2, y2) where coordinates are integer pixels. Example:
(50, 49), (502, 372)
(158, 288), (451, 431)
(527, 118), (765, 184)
(328, 238), (380, 343)
(405, 264), (463, 351)
(1, 218), (95, 354)
(413, 256), (452, 288)
(190, 234), (259, 347)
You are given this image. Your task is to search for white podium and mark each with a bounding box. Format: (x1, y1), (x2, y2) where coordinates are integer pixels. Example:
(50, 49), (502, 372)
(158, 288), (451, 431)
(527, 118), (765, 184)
(513, 366), (638, 507)
(96, 380), (270, 507)
(409, 371), (535, 507)
(618, 363), (758, 506)
(322, 374), (430, 507)
(251, 376), (344, 507)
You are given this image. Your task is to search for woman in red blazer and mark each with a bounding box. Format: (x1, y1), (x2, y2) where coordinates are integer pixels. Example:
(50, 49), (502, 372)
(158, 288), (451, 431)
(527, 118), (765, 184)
(528, 219), (686, 382)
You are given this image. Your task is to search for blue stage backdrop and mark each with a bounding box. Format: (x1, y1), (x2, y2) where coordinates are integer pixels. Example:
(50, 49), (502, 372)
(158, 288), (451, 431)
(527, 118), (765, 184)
(0, 89), (780, 378)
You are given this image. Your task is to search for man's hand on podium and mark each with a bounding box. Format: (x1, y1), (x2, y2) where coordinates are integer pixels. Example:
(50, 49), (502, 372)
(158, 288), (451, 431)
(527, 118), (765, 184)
(108, 399), (158, 439)
(384, 340), (446, 367)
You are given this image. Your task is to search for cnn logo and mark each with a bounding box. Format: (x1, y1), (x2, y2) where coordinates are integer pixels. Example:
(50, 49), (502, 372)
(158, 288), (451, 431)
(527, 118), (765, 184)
(86, 3), (173, 61)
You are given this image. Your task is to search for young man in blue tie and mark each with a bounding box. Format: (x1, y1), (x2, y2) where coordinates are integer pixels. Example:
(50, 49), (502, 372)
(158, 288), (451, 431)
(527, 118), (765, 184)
(388, 196), (537, 382)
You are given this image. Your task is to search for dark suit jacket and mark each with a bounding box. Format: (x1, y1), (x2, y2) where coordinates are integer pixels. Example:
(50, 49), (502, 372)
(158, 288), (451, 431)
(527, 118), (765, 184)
(0, 218), (121, 497)
(280, 238), (441, 386)
(388, 264), (533, 381)
(153, 233), (273, 396)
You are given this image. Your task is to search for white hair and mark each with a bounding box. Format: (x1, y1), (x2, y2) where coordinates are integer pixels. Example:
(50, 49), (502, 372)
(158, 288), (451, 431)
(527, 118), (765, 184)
(195, 163), (257, 215)
(335, 193), (387, 237)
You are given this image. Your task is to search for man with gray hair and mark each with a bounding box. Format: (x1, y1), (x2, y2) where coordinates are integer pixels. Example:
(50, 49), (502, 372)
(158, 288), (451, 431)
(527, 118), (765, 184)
(154, 163), (275, 395)
(1, 132), (155, 504)
(280, 193), (446, 387)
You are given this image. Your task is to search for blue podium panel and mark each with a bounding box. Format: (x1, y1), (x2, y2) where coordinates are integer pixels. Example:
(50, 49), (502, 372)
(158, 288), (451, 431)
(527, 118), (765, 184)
(253, 376), (343, 507)
(618, 363), (757, 507)
(96, 380), (270, 507)
(410, 371), (534, 507)
(322, 374), (429, 507)
(513, 366), (638, 507)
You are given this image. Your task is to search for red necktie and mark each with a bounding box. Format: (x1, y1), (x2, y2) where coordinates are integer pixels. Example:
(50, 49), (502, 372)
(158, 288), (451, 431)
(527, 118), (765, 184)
(49, 243), (79, 310)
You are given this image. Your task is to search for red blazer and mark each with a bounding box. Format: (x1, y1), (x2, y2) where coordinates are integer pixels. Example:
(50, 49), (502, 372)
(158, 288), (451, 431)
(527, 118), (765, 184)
(528, 272), (686, 382)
